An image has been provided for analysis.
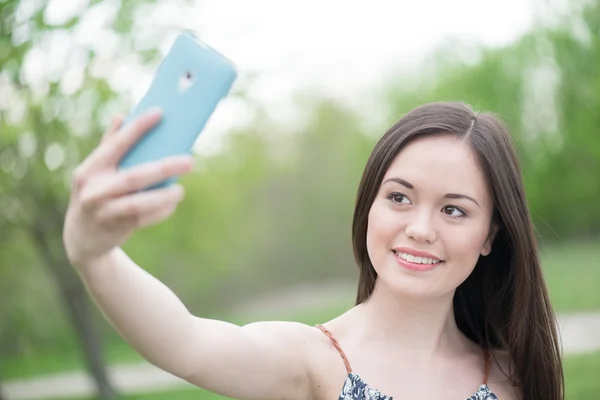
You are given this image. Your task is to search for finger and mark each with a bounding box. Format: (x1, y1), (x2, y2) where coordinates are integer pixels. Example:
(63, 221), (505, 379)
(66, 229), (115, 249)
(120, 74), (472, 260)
(136, 202), (178, 228)
(96, 184), (185, 227)
(71, 112), (150, 186)
(101, 114), (125, 144)
(92, 108), (163, 168)
(79, 155), (194, 205)
(105, 108), (162, 165)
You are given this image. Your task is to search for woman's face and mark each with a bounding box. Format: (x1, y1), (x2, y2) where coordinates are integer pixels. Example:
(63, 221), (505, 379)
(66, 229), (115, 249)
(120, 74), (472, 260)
(366, 134), (496, 299)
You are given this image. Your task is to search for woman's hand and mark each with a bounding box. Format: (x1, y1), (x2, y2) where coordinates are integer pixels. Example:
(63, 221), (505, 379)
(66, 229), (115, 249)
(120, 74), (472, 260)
(63, 109), (194, 269)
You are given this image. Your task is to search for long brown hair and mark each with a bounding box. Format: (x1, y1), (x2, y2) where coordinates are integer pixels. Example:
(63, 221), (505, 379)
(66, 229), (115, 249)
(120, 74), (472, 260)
(351, 102), (563, 399)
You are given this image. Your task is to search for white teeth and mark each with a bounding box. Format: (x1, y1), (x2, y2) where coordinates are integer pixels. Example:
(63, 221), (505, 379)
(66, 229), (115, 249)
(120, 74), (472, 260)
(395, 251), (441, 265)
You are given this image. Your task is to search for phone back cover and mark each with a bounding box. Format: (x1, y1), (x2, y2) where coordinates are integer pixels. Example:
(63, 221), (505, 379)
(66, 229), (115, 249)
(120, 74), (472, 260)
(118, 33), (237, 173)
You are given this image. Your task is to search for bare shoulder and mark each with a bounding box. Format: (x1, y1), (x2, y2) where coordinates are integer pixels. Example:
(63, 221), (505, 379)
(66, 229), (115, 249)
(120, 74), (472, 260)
(242, 319), (316, 335)
(241, 319), (348, 398)
(242, 319), (344, 350)
(487, 349), (522, 400)
(241, 319), (329, 348)
(240, 320), (328, 362)
(182, 318), (334, 400)
(241, 319), (341, 369)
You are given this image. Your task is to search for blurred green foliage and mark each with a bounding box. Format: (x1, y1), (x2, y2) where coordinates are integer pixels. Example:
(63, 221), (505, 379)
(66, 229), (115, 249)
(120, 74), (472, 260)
(1, 0), (599, 395)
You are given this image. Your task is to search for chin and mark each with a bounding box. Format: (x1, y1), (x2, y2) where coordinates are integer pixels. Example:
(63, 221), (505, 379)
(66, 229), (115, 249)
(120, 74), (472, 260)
(372, 260), (460, 301)
(374, 273), (444, 300)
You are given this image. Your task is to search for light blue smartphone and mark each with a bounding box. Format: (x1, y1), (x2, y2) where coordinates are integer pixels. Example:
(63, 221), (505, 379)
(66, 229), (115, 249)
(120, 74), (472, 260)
(118, 32), (237, 188)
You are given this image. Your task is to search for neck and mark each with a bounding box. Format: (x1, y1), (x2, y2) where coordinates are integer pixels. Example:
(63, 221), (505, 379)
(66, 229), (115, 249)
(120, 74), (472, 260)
(353, 280), (469, 360)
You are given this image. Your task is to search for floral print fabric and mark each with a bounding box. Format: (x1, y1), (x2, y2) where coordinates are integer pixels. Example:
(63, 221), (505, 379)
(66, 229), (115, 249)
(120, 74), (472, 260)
(338, 372), (499, 400)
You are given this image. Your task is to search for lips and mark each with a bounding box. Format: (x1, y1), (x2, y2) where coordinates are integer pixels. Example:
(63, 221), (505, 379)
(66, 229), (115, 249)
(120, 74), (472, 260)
(392, 247), (443, 262)
(391, 247), (444, 272)
(393, 250), (441, 265)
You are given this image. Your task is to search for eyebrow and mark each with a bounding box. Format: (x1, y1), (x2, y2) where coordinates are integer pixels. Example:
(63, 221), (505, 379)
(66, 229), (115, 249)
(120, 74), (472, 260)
(382, 177), (481, 209)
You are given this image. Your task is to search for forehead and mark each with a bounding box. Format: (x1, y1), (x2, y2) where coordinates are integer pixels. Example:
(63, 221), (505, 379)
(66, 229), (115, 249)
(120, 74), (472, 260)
(384, 134), (490, 199)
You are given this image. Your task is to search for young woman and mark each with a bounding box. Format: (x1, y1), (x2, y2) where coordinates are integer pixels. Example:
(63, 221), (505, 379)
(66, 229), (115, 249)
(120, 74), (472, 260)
(63, 101), (564, 399)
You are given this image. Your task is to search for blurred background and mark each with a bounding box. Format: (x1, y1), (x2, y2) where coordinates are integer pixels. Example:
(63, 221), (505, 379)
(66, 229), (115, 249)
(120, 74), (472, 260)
(1, 0), (599, 399)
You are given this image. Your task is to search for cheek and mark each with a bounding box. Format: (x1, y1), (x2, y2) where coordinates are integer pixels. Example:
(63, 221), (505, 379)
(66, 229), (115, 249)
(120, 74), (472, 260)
(366, 202), (398, 265)
(436, 225), (491, 292)
(447, 223), (490, 265)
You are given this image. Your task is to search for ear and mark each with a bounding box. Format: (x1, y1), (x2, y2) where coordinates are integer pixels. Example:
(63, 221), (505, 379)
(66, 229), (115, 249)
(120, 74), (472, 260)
(481, 223), (499, 256)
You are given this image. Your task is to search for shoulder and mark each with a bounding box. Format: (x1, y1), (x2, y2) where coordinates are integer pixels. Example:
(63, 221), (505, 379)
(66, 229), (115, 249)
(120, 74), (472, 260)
(241, 320), (334, 345)
(240, 320), (329, 356)
(242, 320), (351, 399)
(487, 349), (522, 400)
(241, 320), (346, 369)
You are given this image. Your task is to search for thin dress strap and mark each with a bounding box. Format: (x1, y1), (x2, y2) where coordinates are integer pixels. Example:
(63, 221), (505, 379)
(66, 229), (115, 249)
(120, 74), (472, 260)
(483, 348), (491, 385)
(316, 324), (492, 386)
(315, 324), (353, 375)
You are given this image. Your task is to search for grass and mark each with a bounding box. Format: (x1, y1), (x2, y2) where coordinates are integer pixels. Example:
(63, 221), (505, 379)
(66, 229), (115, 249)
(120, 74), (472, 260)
(74, 388), (225, 400)
(563, 350), (600, 399)
(1, 337), (145, 381)
(540, 239), (600, 312)
(122, 389), (224, 399)
(68, 389), (220, 400)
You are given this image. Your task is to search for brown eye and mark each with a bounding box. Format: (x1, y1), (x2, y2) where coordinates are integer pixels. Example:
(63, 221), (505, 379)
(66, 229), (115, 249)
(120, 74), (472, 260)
(387, 192), (411, 204)
(442, 206), (466, 218)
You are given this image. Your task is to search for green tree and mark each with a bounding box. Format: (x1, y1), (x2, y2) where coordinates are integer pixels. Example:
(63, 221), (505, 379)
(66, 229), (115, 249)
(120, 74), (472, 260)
(0, 0), (193, 397)
(384, 0), (600, 241)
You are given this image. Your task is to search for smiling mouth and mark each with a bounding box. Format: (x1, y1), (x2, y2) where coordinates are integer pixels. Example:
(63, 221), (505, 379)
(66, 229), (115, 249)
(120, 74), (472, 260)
(392, 250), (443, 266)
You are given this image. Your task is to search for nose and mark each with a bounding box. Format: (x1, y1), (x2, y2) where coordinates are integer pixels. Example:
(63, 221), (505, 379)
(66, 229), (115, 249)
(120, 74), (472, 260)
(404, 209), (437, 244)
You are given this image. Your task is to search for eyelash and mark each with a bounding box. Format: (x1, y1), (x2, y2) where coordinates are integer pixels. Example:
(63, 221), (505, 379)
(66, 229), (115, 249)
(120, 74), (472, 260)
(385, 192), (468, 218)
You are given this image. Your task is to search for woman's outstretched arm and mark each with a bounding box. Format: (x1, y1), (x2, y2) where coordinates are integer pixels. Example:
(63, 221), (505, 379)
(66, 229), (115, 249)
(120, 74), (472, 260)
(63, 110), (313, 400)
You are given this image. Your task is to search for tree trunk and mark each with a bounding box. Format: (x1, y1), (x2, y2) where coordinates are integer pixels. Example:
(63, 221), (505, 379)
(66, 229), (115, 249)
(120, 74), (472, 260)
(59, 281), (119, 400)
(30, 207), (118, 400)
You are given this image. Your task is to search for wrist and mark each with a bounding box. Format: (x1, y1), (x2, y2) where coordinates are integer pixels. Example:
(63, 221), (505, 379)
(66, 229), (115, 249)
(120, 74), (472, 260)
(72, 248), (121, 279)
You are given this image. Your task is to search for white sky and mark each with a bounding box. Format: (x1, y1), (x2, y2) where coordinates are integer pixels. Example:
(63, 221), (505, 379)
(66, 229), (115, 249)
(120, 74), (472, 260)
(39, 0), (537, 155)
(194, 0), (535, 146)
(198, 0), (536, 98)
